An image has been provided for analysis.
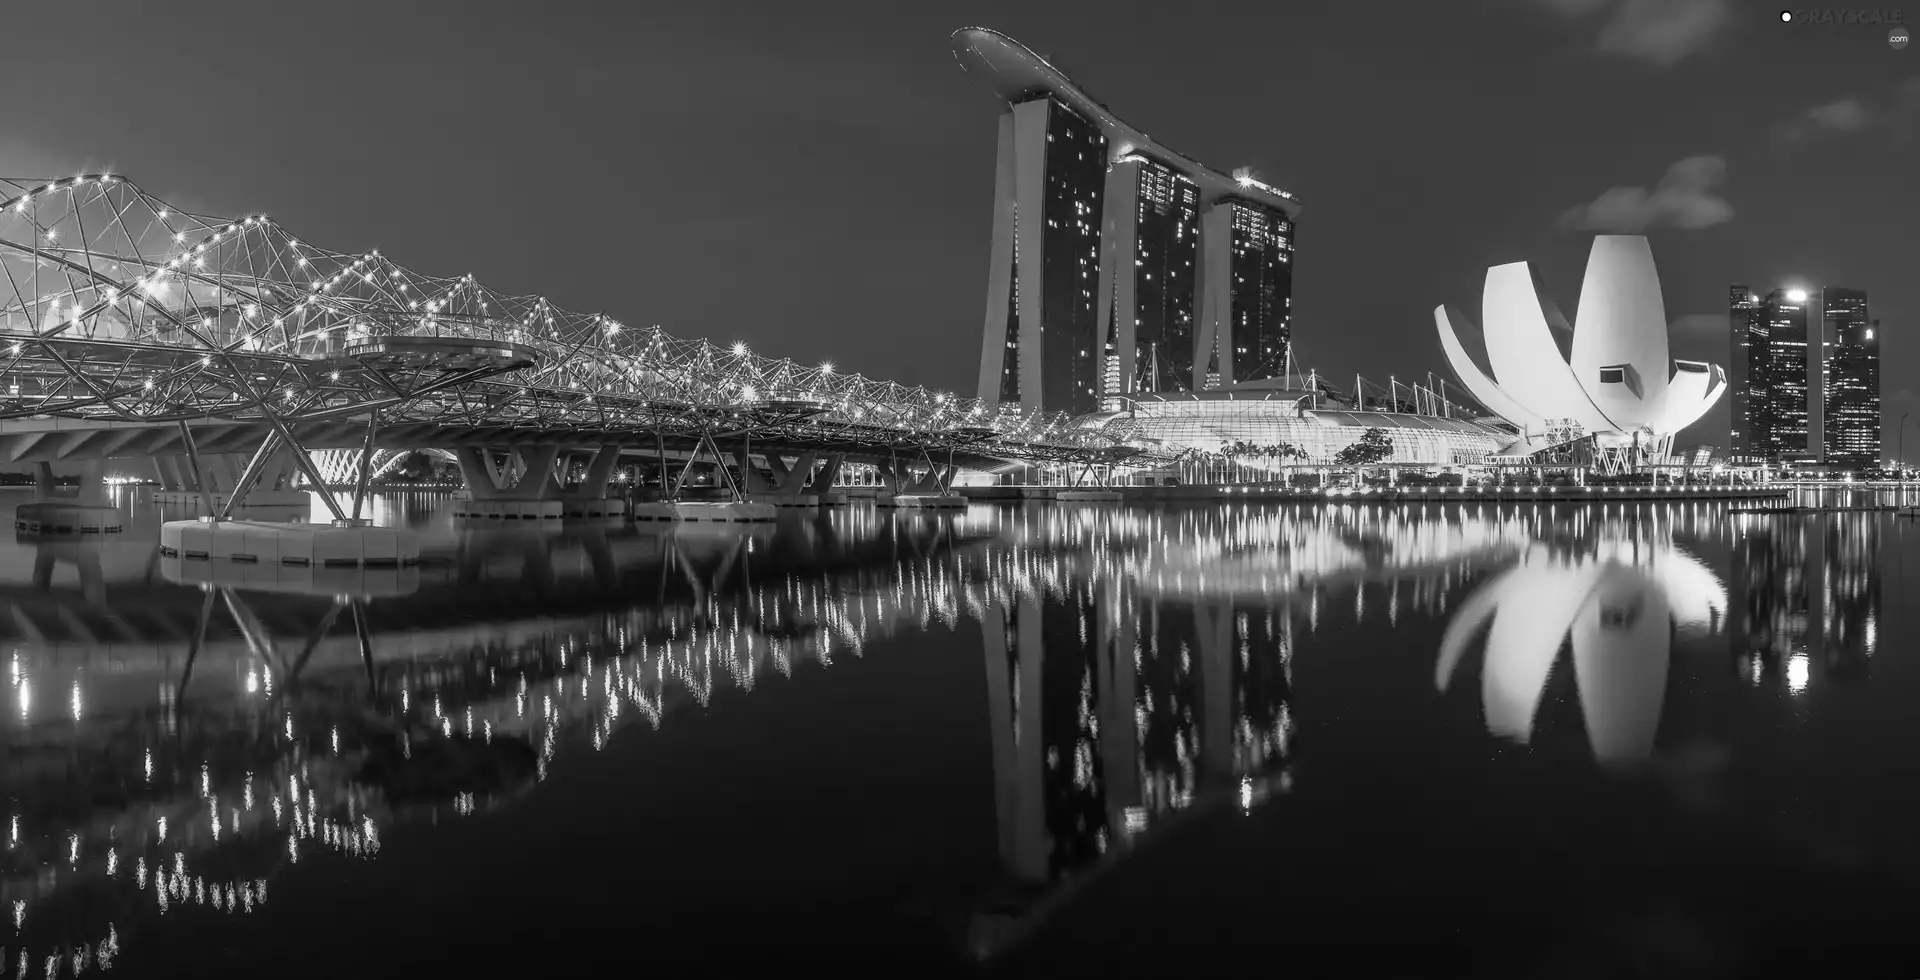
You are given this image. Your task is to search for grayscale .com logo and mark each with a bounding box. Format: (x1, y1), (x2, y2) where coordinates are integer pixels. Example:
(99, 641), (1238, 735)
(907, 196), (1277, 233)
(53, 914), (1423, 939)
(1779, 8), (1905, 25)
(1893, 26), (1912, 48)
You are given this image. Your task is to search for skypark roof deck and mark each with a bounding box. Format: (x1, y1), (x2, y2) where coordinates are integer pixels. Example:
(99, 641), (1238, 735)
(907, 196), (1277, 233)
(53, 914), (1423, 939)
(951, 27), (1301, 217)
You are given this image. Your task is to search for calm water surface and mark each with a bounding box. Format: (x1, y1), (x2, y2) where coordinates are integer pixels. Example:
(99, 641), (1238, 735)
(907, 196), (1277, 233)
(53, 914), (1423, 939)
(2, 486), (1918, 976)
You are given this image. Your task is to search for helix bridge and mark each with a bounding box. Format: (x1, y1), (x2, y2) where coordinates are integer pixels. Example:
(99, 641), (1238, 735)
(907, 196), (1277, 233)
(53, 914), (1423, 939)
(0, 173), (1139, 512)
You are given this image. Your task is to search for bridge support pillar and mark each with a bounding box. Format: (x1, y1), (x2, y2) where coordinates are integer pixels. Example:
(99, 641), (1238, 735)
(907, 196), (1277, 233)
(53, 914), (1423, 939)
(16, 460), (123, 534)
(559, 445), (629, 519)
(577, 444), (622, 497)
(807, 453), (848, 506)
(453, 446), (563, 520)
(746, 449), (821, 508)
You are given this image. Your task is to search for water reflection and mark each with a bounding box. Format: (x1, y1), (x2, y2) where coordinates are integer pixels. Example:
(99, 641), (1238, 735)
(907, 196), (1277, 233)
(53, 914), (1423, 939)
(0, 492), (1900, 971)
(1731, 513), (1880, 689)
(1435, 530), (1725, 765)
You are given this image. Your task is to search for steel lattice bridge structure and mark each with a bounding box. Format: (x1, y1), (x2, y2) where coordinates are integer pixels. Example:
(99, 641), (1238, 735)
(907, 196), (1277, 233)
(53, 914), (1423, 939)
(0, 173), (1136, 519)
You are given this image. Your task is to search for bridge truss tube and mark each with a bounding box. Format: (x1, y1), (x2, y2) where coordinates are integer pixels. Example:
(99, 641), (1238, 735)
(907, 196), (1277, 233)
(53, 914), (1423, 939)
(216, 432), (286, 520)
(350, 413), (381, 522)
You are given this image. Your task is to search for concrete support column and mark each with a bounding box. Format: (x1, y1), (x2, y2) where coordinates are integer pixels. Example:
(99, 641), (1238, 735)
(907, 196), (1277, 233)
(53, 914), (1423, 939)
(578, 444), (622, 498)
(731, 445), (776, 494)
(30, 460), (108, 506)
(533, 446), (565, 499)
(809, 454), (845, 492)
(772, 451), (819, 494)
(454, 447), (507, 500)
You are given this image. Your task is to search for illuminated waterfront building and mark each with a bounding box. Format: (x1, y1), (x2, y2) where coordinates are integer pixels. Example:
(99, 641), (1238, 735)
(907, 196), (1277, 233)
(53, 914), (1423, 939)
(955, 27), (1301, 416)
(1727, 286), (1769, 460)
(1198, 200), (1294, 389)
(1820, 287), (1879, 468)
(1433, 236), (1725, 462)
(1762, 288), (1812, 461)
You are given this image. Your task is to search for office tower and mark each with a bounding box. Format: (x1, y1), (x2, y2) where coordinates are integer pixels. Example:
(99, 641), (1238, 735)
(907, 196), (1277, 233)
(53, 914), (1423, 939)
(956, 27), (1300, 415)
(1821, 288), (1879, 468)
(1196, 200), (1295, 389)
(1727, 286), (1769, 459)
(1761, 288), (1811, 460)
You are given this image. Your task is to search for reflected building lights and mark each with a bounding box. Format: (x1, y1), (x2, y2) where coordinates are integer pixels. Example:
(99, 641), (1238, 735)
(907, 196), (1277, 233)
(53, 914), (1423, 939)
(0, 499), (1891, 971)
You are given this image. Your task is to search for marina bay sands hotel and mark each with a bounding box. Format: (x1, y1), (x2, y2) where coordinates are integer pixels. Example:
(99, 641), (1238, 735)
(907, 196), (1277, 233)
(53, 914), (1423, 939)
(954, 27), (1301, 417)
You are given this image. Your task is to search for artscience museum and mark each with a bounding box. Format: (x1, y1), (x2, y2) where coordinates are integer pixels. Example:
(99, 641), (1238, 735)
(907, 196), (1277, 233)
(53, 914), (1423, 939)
(1434, 235), (1726, 467)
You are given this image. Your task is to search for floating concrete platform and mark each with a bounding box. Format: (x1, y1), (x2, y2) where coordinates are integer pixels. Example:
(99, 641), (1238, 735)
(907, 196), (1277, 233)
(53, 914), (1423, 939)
(815, 491), (849, 506)
(13, 503), (123, 534)
(631, 501), (681, 522)
(159, 520), (420, 567)
(746, 493), (819, 508)
(879, 493), (968, 510)
(161, 556), (420, 596)
(674, 501), (778, 523)
(149, 489), (310, 511)
(559, 496), (628, 519)
(449, 499), (564, 521)
(630, 501), (777, 523)
(1056, 490), (1124, 503)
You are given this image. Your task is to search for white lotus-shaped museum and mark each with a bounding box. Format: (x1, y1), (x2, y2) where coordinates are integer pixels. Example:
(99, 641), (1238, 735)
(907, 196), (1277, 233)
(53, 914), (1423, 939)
(1434, 235), (1725, 456)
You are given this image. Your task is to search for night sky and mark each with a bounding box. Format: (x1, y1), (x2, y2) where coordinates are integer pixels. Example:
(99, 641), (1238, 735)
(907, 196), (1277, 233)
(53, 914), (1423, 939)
(4, 0), (1913, 447)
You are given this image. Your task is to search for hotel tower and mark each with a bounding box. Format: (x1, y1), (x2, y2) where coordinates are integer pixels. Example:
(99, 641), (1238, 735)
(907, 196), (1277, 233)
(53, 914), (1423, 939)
(954, 28), (1302, 417)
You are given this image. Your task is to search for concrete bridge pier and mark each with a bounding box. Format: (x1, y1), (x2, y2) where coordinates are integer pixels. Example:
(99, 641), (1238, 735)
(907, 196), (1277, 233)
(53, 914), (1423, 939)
(559, 444), (629, 519)
(808, 453), (848, 506)
(14, 460), (123, 534)
(877, 451), (966, 510)
(746, 449), (820, 509)
(452, 446), (564, 521)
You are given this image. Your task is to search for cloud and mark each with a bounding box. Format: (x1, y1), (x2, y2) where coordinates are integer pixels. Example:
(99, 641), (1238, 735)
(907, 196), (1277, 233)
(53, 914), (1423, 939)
(1557, 155), (1734, 233)
(1780, 97), (1874, 142)
(1531, 0), (1733, 66)
(1779, 77), (1920, 144)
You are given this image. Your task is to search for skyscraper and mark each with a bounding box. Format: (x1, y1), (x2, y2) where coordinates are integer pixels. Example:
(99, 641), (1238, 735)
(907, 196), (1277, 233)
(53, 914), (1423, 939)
(956, 27), (1301, 416)
(1821, 287), (1879, 468)
(1727, 286), (1768, 459)
(1197, 200), (1295, 388)
(1762, 288), (1811, 461)
(1102, 156), (1200, 403)
(975, 93), (1108, 413)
